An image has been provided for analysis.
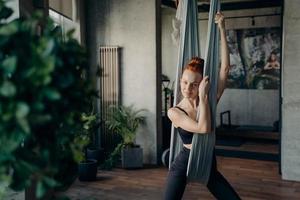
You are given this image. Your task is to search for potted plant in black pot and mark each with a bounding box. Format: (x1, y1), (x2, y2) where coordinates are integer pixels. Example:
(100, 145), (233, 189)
(104, 105), (147, 169)
(85, 114), (104, 165)
(0, 1), (96, 199)
(86, 145), (104, 165)
(78, 102), (104, 165)
(77, 112), (98, 181)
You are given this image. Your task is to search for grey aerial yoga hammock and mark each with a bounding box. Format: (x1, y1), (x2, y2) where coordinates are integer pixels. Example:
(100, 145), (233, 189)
(169, 0), (220, 184)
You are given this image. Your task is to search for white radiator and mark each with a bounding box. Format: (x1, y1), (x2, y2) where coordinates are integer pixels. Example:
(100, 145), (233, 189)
(99, 46), (121, 151)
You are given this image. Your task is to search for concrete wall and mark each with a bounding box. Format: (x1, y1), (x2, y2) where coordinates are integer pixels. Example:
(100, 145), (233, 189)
(162, 6), (281, 126)
(86, 0), (160, 164)
(281, 0), (300, 182)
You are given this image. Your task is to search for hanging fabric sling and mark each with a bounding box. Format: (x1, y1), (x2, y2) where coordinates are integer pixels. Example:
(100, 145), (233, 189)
(169, 0), (220, 184)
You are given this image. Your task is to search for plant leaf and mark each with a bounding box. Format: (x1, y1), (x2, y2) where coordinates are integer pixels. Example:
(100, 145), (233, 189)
(36, 180), (47, 199)
(0, 81), (16, 97)
(43, 88), (61, 100)
(16, 102), (30, 119)
(1, 56), (17, 75)
(0, 20), (18, 35)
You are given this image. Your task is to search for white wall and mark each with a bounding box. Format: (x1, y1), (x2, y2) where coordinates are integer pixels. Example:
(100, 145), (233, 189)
(162, 7), (178, 86)
(162, 6), (281, 126)
(281, 0), (300, 182)
(86, 0), (159, 164)
(6, 0), (19, 21)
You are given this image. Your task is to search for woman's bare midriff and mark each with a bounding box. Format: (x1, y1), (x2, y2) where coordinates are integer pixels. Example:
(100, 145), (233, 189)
(183, 143), (192, 149)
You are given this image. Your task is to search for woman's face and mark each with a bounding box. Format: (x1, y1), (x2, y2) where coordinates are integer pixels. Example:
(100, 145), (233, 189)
(180, 70), (202, 99)
(270, 53), (277, 61)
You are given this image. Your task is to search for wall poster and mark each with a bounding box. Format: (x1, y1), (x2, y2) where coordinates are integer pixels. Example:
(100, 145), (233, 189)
(226, 28), (281, 89)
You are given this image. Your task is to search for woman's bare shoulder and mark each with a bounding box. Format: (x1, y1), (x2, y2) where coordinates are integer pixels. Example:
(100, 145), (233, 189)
(167, 106), (185, 128)
(168, 103), (186, 114)
(167, 106), (181, 117)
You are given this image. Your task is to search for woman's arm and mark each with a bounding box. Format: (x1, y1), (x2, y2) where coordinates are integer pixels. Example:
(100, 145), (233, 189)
(167, 77), (211, 134)
(274, 61), (280, 69)
(197, 94), (211, 133)
(264, 62), (272, 70)
(216, 13), (230, 104)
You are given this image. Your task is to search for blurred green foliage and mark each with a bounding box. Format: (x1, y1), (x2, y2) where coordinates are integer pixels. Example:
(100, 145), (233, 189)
(0, 1), (97, 199)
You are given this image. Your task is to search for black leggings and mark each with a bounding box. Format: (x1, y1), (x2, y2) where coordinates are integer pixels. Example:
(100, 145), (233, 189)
(164, 147), (241, 200)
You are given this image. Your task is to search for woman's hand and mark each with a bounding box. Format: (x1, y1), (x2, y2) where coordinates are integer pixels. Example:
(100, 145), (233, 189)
(215, 12), (225, 30)
(198, 76), (210, 101)
(175, 0), (180, 8)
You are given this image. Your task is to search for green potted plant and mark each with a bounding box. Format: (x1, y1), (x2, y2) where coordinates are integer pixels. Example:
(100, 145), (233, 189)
(77, 110), (99, 182)
(77, 101), (104, 165)
(103, 104), (147, 169)
(0, 1), (96, 199)
(85, 111), (104, 165)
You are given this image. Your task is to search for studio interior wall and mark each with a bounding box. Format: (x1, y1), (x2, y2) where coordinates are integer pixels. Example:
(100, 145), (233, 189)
(86, 0), (159, 164)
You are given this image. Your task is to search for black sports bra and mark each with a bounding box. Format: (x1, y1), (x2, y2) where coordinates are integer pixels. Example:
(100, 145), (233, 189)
(174, 106), (193, 144)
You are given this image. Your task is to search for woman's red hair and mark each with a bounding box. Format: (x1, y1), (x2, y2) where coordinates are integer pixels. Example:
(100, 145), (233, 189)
(183, 57), (204, 75)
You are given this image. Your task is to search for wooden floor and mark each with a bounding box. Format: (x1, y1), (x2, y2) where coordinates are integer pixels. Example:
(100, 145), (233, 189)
(62, 156), (300, 200)
(216, 141), (279, 154)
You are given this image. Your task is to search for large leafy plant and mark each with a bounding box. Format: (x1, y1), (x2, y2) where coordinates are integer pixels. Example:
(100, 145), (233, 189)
(102, 105), (146, 169)
(0, 1), (95, 199)
(106, 105), (146, 147)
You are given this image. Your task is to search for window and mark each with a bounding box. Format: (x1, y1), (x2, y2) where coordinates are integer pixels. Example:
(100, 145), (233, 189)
(49, 9), (81, 43)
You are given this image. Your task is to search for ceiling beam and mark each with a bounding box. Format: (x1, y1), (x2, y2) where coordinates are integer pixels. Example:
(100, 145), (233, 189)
(161, 0), (176, 9)
(161, 0), (283, 12)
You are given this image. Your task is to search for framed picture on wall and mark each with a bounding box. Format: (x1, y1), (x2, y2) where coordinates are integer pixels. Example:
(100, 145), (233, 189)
(226, 28), (281, 89)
